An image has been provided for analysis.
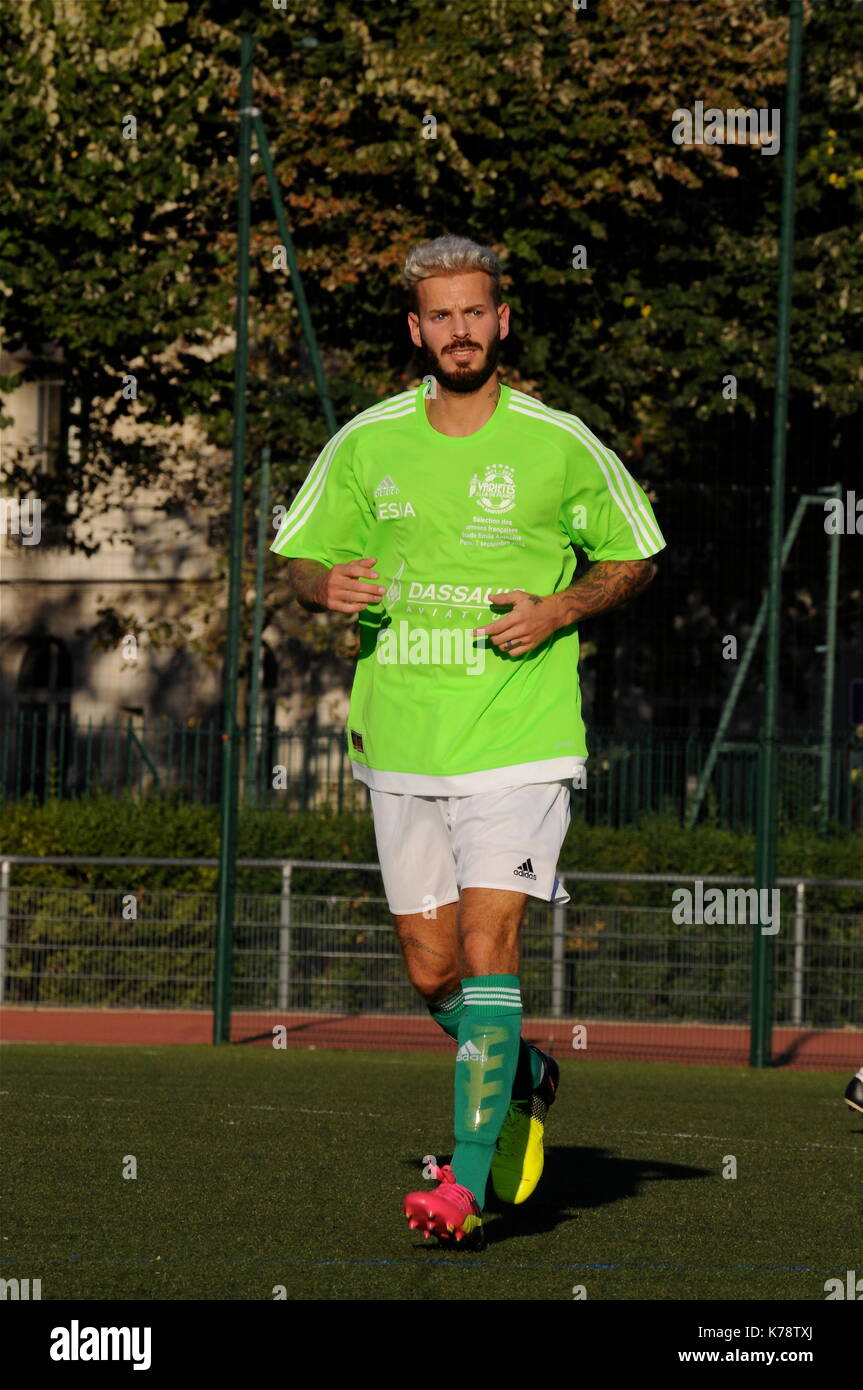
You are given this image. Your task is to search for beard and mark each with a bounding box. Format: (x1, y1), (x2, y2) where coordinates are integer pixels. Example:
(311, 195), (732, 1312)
(414, 326), (501, 395)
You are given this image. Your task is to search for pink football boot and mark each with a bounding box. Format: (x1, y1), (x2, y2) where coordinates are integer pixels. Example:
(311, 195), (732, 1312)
(403, 1164), (485, 1248)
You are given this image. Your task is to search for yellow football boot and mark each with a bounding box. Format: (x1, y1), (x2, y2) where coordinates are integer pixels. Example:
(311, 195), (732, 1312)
(491, 1050), (559, 1204)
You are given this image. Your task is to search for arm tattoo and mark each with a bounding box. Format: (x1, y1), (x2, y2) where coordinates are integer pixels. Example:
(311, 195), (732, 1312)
(400, 934), (446, 959)
(557, 560), (656, 626)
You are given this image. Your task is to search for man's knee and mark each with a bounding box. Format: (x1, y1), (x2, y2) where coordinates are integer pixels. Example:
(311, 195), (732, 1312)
(400, 954), (461, 1004)
(457, 888), (527, 976)
(393, 913), (460, 1001)
(416, 973), (462, 1006)
(460, 930), (519, 979)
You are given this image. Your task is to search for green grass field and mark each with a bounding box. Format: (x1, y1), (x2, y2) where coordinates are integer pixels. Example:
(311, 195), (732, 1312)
(2, 1045), (860, 1302)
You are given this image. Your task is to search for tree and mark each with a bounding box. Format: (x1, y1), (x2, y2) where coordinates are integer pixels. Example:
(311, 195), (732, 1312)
(2, 0), (860, 727)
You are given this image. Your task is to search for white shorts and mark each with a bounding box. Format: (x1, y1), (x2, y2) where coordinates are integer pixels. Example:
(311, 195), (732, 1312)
(369, 780), (572, 915)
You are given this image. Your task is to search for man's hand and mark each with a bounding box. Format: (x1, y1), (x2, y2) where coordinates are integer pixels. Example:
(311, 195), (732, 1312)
(287, 557), (387, 614)
(474, 591), (561, 656)
(475, 559), (657, 656)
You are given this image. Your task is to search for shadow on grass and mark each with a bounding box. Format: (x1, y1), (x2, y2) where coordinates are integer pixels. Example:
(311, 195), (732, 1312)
(400, 1146), (712, 1248)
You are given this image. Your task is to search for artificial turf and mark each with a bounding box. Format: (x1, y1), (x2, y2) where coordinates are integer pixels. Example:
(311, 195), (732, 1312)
(2, 1044), (860, 1301)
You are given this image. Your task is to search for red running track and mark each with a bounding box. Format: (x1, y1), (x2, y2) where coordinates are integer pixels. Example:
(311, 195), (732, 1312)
(1, 1006), (860, 1069)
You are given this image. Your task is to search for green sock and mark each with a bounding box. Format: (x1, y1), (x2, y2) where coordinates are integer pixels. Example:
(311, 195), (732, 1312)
(451, 975), (522, 1207)
(430, 992), (540, 1096)
(428, 987), (465, 1041)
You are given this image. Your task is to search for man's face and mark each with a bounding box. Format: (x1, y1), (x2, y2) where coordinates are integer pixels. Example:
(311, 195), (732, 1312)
(408, 271), (509, 394)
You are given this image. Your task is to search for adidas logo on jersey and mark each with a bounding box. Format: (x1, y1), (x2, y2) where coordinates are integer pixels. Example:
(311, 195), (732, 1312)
(513, 858), (537, 881)
(374, 475), (399, 497)
(455, 1039), (483, 1062)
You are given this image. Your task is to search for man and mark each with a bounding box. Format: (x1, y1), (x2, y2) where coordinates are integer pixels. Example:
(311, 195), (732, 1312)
(272, 234), (666, 1248)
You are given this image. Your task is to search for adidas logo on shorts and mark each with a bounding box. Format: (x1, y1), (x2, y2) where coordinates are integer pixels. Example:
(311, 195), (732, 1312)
(455, 1040), (483, 1062)
(513, 857), (537, 881)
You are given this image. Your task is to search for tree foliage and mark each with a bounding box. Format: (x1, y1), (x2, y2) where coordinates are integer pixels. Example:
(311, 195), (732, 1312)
(1, 0), (860, 704)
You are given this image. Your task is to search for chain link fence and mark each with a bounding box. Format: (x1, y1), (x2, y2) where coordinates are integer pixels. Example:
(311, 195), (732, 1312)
(1, 859), (860, 1062)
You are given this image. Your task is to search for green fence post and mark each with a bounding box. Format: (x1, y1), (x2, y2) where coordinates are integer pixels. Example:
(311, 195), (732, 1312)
(206, 722), (216, 804)
(251, 114), (338, 438)
(816, 484), (841, 835)
(28, 711), (38, 796)
(751, 0), (803, 1069)
(45, 705), (56, 799)
(245, 445), (271, 811)
(57, 714), (68, 798)
(214, 33), (255, 1046)
(124, 715), (133, 794)
(14, 709), (22, 798)
(301, 724), (313, 812)
(69, 716), (79, 799)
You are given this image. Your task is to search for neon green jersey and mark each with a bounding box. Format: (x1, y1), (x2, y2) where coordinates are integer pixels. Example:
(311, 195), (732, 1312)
(271, 382), (666, 794)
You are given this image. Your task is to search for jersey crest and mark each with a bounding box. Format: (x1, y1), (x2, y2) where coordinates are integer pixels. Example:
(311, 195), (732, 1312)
(468, 465), (516, 514)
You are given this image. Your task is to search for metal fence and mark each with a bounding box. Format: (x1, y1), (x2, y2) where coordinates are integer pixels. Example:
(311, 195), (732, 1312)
(2, 712), (861, 829)
(1, 858), (860, 1063)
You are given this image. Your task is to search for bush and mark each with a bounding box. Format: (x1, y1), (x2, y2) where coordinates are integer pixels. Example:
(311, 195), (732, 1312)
(1, 800), (859, 1019)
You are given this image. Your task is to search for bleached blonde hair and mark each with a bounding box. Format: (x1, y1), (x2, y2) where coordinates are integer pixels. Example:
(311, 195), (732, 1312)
(403, 235), (502, 313)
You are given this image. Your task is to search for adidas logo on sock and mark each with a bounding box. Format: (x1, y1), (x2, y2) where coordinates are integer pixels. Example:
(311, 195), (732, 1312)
(455, 1040), (483, 1062)
(513, 857), (537, 881)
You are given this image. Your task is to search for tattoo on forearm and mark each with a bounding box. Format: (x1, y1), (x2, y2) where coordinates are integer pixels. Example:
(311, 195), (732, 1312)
(560, 561), (655, 624)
